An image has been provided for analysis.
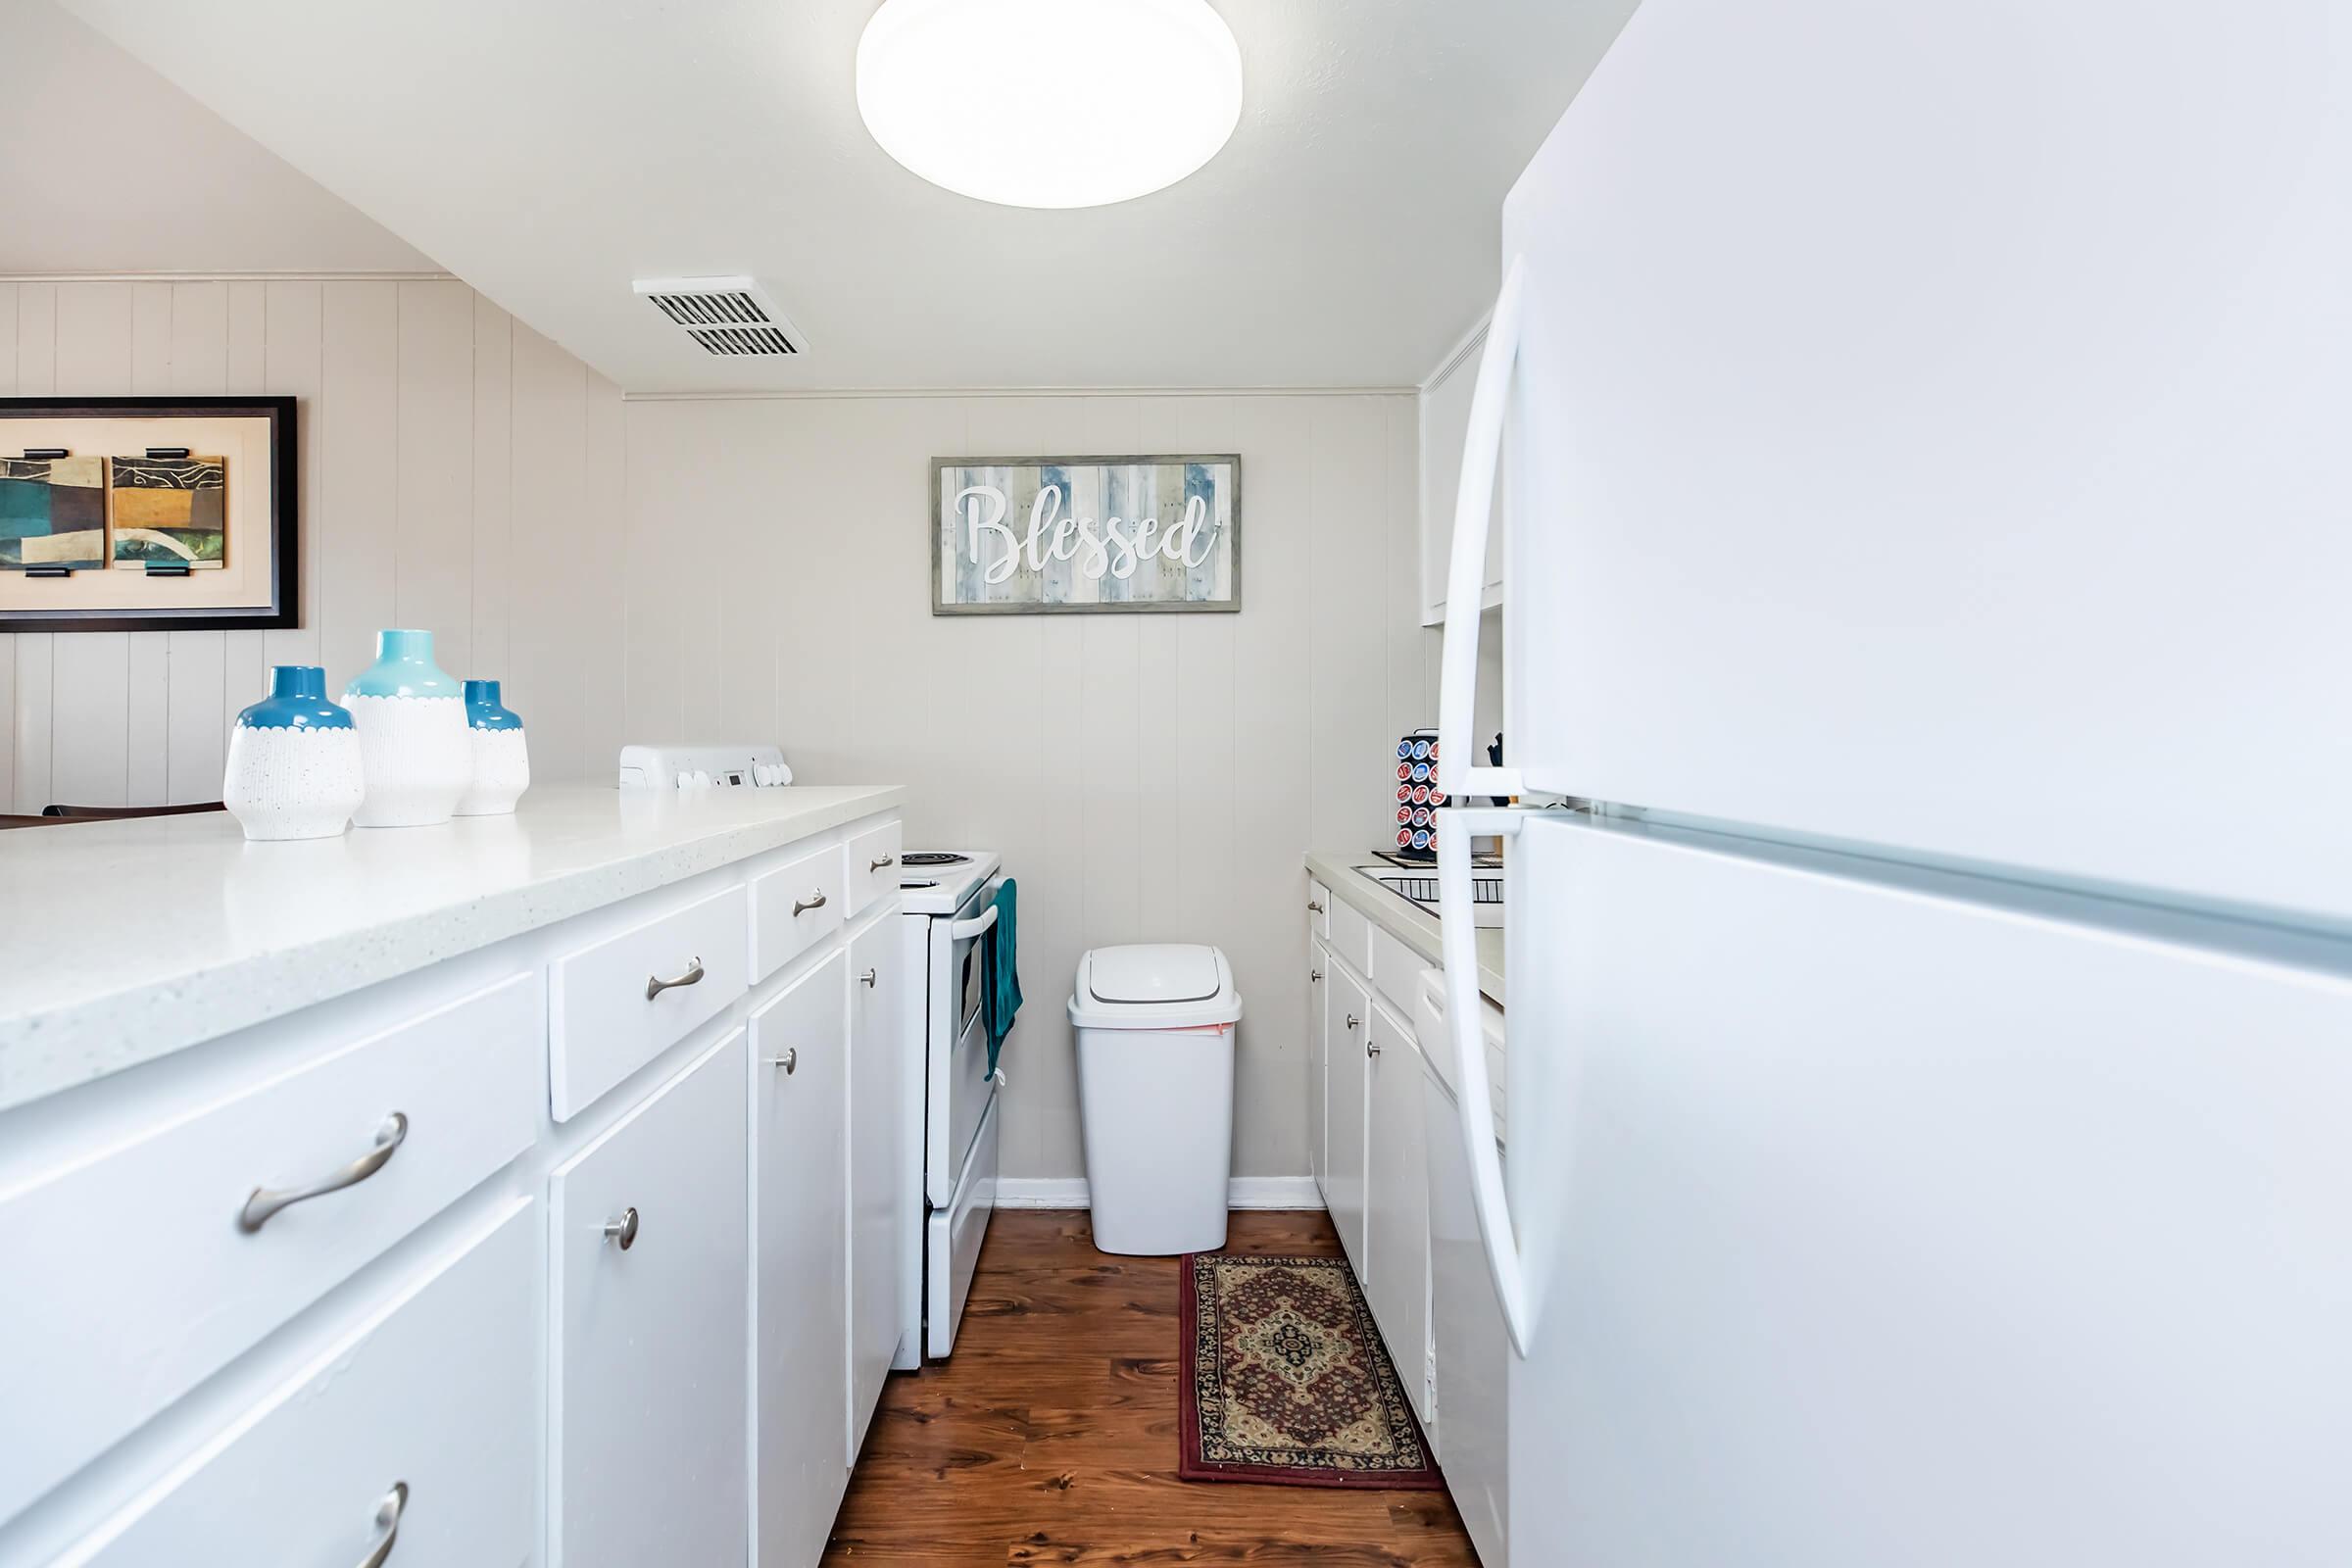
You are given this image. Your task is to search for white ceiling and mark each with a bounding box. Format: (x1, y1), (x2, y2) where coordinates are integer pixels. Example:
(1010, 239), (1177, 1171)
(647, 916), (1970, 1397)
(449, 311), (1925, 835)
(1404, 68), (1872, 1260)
(53, 0), (1634, 392)
(0, 0), (437, 276)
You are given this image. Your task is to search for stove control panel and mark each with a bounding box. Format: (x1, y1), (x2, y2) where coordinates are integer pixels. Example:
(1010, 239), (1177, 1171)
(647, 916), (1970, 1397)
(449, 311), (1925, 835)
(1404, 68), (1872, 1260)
(617, 743), (794, 791)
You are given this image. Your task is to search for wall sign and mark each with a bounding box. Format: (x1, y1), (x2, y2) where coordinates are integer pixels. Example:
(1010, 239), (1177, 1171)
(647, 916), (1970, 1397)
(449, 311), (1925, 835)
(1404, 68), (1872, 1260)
(932, 454), (1240, 614)
(1, 397), (297, 632)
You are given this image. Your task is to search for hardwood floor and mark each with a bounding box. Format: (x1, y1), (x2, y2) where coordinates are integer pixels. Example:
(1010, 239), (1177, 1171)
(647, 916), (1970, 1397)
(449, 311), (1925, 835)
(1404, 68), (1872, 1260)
(823, 1209), (1481, 1566)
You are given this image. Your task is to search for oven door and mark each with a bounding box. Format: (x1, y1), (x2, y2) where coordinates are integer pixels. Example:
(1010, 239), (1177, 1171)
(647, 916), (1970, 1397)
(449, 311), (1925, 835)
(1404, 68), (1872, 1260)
(927, 875), (1003, 1208)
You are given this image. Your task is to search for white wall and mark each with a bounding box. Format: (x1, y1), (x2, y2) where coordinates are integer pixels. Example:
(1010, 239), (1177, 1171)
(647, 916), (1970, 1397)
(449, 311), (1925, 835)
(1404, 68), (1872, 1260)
(0, 277), (625, 812)
(625, 392), (1429, 1182)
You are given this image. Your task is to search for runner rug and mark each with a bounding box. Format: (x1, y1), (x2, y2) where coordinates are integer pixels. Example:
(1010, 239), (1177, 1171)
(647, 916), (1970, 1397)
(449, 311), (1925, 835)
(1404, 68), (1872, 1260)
(1177, 1252), (1444, 1489)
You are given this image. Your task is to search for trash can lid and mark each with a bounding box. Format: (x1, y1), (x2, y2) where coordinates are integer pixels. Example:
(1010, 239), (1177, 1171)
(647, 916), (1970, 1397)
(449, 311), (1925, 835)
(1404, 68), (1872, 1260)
(1069, 945), (1243, 1030)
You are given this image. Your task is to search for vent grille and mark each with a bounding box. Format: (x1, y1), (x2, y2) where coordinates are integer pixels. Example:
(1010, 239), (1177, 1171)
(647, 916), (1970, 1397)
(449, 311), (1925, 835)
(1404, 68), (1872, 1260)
(633, 275), (804, 357)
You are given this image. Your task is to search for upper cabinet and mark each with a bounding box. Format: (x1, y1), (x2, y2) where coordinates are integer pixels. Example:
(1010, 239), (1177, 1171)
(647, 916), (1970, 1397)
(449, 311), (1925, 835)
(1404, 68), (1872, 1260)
(1419, 314), (1507, 627)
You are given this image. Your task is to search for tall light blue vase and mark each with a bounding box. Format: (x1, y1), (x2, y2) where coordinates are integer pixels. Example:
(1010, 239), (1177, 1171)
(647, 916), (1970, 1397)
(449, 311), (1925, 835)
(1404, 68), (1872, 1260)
(220, 665), (366, 841)
(343, 629), (470, 827)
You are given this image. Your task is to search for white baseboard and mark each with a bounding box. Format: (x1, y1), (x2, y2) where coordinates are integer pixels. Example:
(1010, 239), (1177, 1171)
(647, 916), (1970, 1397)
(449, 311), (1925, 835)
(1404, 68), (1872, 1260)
(993, 1176), (1325, 1212)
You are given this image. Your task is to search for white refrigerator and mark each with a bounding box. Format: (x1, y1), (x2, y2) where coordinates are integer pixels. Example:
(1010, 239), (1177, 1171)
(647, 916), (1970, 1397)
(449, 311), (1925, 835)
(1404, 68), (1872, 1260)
(1433, 2), (2352, 1564)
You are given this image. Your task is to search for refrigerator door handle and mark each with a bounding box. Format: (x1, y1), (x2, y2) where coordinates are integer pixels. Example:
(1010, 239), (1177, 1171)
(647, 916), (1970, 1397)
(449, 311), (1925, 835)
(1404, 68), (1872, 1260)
(1438, 256), (1527, 804)
(1438, 804), (1540, 1355)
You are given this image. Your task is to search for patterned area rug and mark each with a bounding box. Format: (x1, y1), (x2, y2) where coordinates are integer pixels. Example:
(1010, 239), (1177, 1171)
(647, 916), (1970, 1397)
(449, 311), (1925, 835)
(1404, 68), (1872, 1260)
(1179, 1253), (1444, 1489)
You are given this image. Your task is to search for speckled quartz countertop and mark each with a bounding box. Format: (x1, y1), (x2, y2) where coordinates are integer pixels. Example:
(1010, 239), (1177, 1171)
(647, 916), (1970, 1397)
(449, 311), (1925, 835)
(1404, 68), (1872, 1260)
(0, 783), (904, 1115)
(1304, 850), (1505, 1007)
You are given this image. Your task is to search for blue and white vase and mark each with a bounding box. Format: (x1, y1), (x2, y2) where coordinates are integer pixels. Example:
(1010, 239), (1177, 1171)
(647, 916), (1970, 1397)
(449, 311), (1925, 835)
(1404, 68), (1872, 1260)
(343, 629), (470, 828)
(221, 666), (367, 841)
(455, 678), (530, 817)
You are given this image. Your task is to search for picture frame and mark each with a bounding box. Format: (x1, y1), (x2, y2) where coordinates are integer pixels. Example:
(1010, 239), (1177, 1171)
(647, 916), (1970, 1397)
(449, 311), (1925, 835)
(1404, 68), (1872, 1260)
(0, 396), (298, 633)
(931, 454), (1242, 615)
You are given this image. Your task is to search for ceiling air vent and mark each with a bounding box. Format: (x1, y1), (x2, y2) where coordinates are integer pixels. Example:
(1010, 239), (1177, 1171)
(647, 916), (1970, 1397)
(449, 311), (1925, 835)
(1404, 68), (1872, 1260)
(632, 275), (806, 357)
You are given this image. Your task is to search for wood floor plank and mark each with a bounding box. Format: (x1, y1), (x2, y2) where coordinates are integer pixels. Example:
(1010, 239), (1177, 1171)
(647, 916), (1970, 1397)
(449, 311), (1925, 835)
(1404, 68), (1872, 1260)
(823, 1210), (1481, 1566)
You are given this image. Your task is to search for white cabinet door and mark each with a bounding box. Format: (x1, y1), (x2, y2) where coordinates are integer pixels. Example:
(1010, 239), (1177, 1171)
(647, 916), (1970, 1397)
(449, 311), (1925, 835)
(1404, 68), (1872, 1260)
(1363, 1003), (1430, 1423)
(1323, 964), (1371, 1277)
(751, 950), (848, 1568)
(846, 913), (904, 1463)
(1306, 941), (1329, 1193)
(550, 1029), (749, 1568)
(1420, 1057), (1508, 1568)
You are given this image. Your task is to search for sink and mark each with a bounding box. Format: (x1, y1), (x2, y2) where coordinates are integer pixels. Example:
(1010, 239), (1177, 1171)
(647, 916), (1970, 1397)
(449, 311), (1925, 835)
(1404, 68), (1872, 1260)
(1353, 865), (1505, 927)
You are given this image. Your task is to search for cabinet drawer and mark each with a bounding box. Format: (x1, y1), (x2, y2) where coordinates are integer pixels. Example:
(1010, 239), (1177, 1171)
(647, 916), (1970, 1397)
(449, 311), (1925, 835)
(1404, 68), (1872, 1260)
(750, 841), (845, 985)
(1370, 925), (1432, 1022)
(845, 818), (903, 919)
(1329, 894), (1373, 976)
(1308, 880), (1332, 938)
(551, 1029), (749, 1568)
(0, 973), (538, 1528)
(57, 1201), (537, 1567)
(550, 882), (748, 1121)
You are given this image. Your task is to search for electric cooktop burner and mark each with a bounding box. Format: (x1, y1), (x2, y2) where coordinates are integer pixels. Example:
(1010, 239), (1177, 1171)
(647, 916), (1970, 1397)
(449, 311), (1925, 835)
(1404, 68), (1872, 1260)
(901, 852), (970, 868)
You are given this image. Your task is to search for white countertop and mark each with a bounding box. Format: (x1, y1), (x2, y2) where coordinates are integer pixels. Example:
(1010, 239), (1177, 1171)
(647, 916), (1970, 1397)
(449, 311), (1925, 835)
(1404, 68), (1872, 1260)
(1305, 850), (1505, 1007)
(0, 783), (904, 1114)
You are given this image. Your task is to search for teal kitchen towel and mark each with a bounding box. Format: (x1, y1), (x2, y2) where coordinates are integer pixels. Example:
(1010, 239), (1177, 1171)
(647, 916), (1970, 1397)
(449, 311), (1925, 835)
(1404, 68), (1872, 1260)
(983, 878), (1021, 1075)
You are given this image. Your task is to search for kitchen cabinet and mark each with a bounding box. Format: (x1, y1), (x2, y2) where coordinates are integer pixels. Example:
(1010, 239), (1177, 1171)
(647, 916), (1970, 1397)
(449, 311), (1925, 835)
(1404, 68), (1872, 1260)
(1419, 313), (1506, 626)
(846, 912), (906, 1464)
(1363, 1000), (1431, 1422)
(0, 793), (907, 1568)
(550, 1027), (751, 1568)
(752, 950), (850, 1568)
(1322, 962), (1372, 1275)
(1305, 946), (1329, 1186)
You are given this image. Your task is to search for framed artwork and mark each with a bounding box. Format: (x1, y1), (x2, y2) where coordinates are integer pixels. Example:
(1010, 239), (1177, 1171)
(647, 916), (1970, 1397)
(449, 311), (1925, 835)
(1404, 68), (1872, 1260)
(932, 454), (1240, 614)
(0, 396), (297, 632)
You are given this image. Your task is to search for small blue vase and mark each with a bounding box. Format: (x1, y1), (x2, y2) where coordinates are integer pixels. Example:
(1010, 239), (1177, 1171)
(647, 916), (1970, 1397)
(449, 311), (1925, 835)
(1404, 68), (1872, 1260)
(343, 629), (469, 827)
(456, 677), (531, 816)
(464, 679), (523, 730)
(220, 666), (366, 841)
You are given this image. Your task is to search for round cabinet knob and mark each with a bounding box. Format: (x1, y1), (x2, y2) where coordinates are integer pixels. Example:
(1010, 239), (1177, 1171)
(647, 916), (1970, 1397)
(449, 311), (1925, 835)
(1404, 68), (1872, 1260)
(604, 1207), (640, 1250)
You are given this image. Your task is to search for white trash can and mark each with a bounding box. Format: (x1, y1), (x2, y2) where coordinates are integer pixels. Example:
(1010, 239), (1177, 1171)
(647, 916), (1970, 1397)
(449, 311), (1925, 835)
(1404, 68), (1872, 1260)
(1068, 944), (1245, 1255)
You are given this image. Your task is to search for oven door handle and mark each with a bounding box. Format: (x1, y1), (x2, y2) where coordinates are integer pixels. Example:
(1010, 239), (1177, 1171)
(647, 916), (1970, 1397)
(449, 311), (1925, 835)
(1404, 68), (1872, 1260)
(948, 904), (1000, 941)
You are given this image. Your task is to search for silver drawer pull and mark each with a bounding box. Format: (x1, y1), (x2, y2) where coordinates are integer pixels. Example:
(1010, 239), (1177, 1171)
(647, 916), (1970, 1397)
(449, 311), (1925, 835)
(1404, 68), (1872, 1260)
(868, 855), (897, 871)
(357, 1486), (409, 1568)
(645, 957), (705, 1000)
(604, 1206), (640, 1250)
(359, 1481), (409, 1568)
(860, 968), (878, 988)
(766, 1049), (799, 1074)
(793, 890), (828, 918)
(239, 1112), (408, 1233)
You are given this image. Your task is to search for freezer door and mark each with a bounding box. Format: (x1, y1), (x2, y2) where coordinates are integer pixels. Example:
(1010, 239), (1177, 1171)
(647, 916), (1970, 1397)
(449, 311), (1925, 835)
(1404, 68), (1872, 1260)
(1495, 0), (2352, 922)
(1507, 811), (2352, 1567)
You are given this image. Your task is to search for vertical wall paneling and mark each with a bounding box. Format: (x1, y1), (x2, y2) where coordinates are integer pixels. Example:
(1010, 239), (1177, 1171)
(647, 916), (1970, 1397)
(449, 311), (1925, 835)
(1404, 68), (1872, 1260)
(122, 283), (174, 804)
(469, 298), (514, 681)
(621, 390), (1416, 1182)
(162, 282), (231, 804)
(318, 283), (400, 693)
(47, 285), (133, 808)
(507, 323), (588, 781)
(392, 280), (475, 672)
(261, 281), (324, 674)
(13, 274), (614, 816)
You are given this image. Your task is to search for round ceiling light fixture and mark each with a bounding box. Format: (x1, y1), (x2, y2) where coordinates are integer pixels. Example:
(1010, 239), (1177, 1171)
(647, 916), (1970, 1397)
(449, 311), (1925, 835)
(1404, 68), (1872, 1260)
(856, 0), (1244, 210)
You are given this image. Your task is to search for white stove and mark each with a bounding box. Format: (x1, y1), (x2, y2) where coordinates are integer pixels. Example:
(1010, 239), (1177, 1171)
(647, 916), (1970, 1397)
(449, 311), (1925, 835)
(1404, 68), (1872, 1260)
(894, 849), (1007, 1363)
